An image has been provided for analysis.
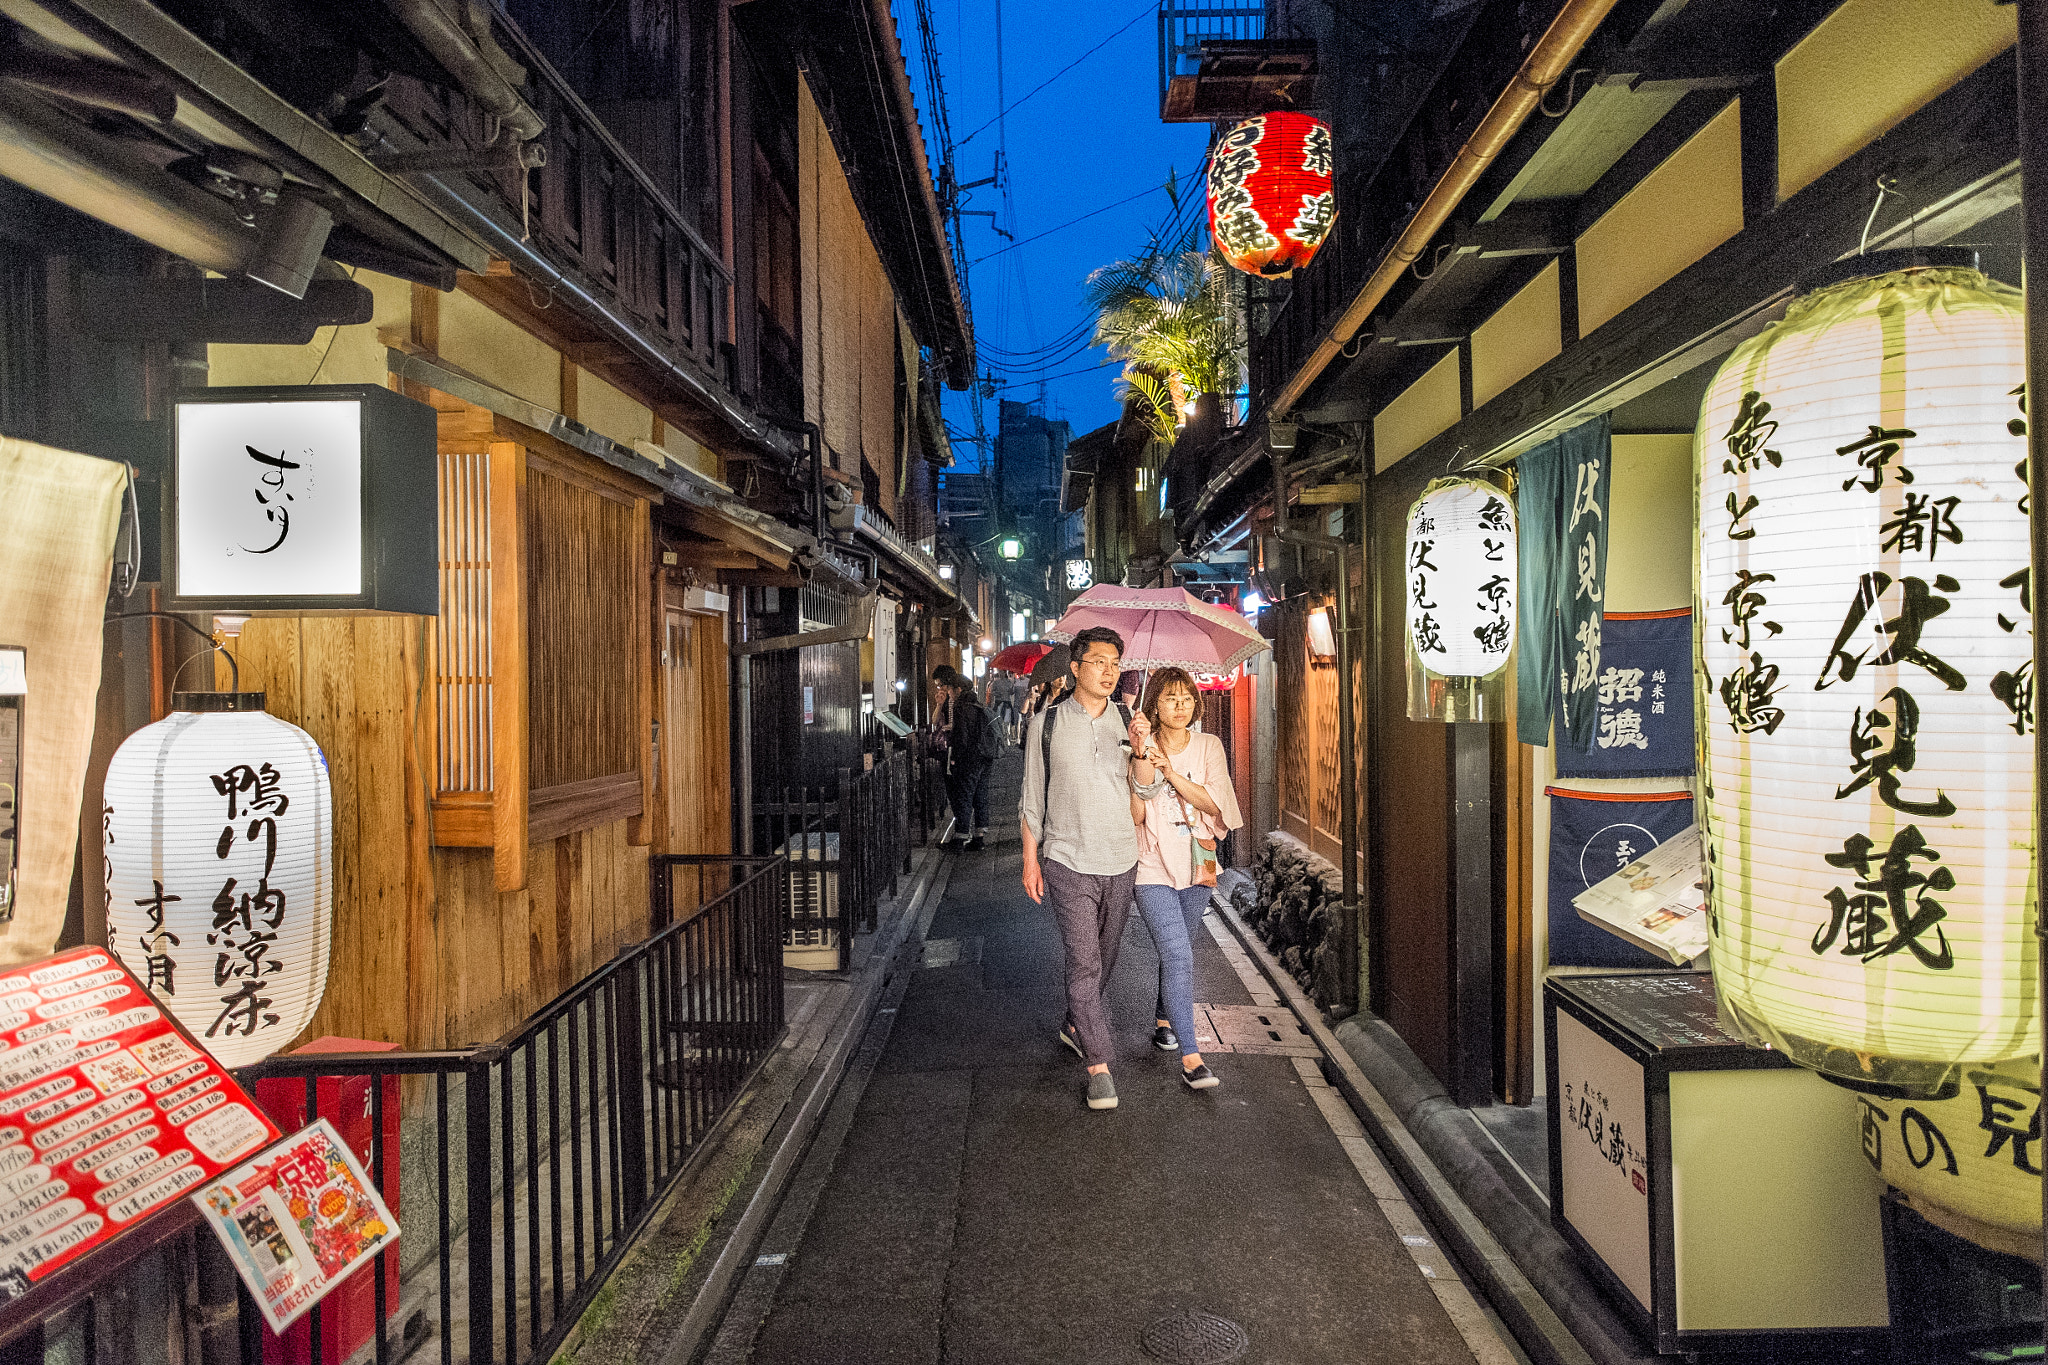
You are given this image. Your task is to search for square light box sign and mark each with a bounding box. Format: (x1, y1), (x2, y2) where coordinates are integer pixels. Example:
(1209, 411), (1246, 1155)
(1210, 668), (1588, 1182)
(165, 384), (437, 615)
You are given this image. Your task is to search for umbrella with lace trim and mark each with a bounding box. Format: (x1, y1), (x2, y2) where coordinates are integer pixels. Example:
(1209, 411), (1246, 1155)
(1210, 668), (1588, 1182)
(1046, 586), (1269, 672)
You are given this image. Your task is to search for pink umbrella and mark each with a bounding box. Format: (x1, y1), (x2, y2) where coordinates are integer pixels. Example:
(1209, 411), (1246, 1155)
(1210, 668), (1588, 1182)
(1047, 586), (1270, 673)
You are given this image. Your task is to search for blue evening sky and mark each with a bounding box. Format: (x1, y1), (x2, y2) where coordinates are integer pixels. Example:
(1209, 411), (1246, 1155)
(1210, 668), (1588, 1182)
(894, 1), (1210, 465)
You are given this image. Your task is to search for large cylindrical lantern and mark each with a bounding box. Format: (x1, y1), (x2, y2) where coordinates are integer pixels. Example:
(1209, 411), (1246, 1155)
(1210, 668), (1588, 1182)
(104, 692), (332, 1068)
(1405, 477), (1515, 721)
(1207, 111), (1333, 278)
(1697, 265), (2034, 1093)
(1857, 1054), (2040, 1260)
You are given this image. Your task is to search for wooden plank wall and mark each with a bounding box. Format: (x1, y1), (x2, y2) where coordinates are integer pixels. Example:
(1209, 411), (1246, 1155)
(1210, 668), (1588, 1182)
(225, 620), (652, 1052)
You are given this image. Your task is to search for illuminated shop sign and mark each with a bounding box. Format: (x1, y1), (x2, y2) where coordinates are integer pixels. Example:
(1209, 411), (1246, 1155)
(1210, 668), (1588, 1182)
(165, 385), (436, 615)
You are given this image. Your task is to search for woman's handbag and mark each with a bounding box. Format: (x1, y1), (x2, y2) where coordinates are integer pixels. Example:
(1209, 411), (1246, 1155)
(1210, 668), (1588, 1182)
(1179, 791), (1219, 888)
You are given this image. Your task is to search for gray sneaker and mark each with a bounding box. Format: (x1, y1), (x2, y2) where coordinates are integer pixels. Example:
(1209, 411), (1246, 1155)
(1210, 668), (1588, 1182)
(1086, 1071), (1118, 1111)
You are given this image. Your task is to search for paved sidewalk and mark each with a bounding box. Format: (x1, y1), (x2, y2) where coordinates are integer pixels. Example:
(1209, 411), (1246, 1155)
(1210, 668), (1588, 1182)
(715, 754), (1519, 1365)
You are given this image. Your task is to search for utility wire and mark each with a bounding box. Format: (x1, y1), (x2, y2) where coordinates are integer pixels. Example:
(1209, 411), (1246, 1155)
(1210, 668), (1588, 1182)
(972, 182), (1172, 264)
(957, 0), (1154, 148)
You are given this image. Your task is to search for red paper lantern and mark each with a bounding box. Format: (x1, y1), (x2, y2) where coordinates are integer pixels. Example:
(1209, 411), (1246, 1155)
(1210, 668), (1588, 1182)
(1207, 112), (1335, 278)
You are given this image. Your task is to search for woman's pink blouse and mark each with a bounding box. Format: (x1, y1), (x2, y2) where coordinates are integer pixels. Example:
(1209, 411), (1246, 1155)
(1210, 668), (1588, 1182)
(1134, 731), (1245, 889)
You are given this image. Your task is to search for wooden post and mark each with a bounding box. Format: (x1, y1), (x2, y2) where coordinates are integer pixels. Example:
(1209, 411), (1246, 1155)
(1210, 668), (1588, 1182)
(490, 441), (529, 892)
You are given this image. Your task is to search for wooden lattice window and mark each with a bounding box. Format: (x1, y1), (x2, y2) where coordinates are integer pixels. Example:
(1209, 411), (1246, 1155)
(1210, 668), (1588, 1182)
(526, 457), (648, 840)
(428, 412), (654, 890)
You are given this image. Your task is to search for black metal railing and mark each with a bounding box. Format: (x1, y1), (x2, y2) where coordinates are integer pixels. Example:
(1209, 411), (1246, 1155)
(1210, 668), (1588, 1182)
(758, 746), (918, 972)
(14, 855), (787, 1365)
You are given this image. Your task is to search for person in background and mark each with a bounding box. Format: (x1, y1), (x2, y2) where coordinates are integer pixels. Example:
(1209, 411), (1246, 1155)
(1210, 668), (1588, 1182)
(937, 666), (995, 851)
(1019, 627), (1166, 1112)
(1130, 667), (1243, 1091)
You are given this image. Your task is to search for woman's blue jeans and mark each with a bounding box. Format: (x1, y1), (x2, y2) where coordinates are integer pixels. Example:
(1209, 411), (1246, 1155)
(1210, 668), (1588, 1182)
(1134, 882), (1211, 1060)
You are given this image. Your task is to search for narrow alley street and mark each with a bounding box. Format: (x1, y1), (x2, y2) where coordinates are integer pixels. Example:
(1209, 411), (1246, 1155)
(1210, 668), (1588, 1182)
(701, 754), (1521, 1365)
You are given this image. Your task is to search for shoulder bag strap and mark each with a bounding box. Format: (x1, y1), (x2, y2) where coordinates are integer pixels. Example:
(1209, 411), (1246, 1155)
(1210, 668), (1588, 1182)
(1039, 703), (1058, 828)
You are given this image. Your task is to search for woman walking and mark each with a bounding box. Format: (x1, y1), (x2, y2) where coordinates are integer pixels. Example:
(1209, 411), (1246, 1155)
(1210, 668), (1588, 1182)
(1130, 668), (1243, 1090)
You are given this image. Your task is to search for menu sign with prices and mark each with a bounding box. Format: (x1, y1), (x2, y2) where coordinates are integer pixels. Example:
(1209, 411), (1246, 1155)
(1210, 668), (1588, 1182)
(192, 1118), (397, 1332)
(0, 947), (281, 1300)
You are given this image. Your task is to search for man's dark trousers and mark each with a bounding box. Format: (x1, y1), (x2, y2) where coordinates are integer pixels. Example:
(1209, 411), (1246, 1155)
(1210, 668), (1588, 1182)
(947, 760), (991, 832)
(1042, 859), (1136, 1066)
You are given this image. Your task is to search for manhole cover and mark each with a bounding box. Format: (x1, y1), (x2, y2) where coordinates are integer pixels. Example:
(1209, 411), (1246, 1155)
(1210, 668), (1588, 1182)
(1140, 1310), (1249, 1364)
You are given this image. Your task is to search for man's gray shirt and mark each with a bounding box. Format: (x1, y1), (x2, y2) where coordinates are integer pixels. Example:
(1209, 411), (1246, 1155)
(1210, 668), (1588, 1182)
(1019, 696), (1165, 876)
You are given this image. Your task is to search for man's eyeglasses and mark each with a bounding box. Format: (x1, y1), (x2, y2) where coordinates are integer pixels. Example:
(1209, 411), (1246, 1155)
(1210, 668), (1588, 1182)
(1075, 656), (1121, 670)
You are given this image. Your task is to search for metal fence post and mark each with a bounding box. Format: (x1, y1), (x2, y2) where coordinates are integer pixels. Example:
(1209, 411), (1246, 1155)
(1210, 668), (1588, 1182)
(464, 1061), (496, 1365)
(612, 959), (650, 1218)
(837, 768), (856, 969)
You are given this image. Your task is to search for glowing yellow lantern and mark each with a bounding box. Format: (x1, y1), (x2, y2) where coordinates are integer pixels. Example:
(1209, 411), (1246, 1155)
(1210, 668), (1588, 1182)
(1855, 1055), (2040, 1260)
(1696, 265), (2035, 1092)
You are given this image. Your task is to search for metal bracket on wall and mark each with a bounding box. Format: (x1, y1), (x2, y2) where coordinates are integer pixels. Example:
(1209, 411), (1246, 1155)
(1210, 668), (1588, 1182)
(729, 592), (880, 656)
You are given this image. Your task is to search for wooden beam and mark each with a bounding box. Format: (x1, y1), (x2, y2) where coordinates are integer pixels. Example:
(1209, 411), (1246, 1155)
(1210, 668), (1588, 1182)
(410, 283), (441, 353)
(628, 498), (657, 848)
(668, 503), (795, 569)
(1297, 483), (1362, 506)
(490, 440), (529, 892)
(1388, 51), (2020, 478)
(668, 546), (765, 570)
(722, 567), (805, 588)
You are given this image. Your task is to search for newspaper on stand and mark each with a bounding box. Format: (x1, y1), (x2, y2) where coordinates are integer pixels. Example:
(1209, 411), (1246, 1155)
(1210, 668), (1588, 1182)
(1572, 824), (1710, 966)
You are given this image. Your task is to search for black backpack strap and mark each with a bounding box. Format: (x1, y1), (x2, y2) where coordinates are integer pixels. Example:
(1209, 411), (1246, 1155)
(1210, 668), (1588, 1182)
(1039, 703), (1057, 828)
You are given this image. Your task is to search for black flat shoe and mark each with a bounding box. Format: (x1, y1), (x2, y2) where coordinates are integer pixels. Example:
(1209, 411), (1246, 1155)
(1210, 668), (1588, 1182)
(965, 835), (985, 851)
(1181, 1063), (1219, 1090)
(1152, 1025), (1179, 1052)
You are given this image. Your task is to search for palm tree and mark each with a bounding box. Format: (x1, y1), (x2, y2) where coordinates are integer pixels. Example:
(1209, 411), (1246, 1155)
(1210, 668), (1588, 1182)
(1086, 200), (1246, 444)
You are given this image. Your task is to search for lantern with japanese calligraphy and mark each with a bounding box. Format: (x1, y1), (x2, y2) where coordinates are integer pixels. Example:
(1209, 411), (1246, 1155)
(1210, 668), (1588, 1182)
(1405, 477), (1516, 721)
(1855, 1055), (2041, 1260)
(1206, 111), (1334, 278)
(1696, 263), (2035, 1094)
(103, 692), (332, 1069)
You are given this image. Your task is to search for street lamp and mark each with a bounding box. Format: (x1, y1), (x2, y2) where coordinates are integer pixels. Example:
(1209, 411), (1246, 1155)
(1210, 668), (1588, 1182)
(999, 536), (1022, 560)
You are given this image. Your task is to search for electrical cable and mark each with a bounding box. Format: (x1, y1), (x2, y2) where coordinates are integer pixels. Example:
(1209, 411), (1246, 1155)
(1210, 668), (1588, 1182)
(104, 611), (239, 692)
(956, 0), (1154, 148)
(971, 182), (1173, 265)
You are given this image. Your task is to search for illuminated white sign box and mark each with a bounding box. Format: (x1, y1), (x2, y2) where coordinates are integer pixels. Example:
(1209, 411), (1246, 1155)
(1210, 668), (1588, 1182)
(165, 385), (437, 615)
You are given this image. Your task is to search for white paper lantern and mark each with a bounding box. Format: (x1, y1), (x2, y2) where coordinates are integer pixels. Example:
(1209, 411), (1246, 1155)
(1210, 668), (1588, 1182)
(103, 693), (332, 1068)
(1856, 1054), (2040, 1260)
(1405, 478), (1517, 677)
(1697, 266), (2035, 1090)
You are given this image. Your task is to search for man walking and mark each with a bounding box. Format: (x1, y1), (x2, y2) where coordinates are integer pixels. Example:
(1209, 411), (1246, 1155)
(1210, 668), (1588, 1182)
(936, 667), (994, 851)
(1019, 627), (1165, 1111)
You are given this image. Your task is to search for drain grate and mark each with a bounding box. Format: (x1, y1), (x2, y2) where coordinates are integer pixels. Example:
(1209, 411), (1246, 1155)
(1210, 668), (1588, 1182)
(1140, 1310), (1249, 1364)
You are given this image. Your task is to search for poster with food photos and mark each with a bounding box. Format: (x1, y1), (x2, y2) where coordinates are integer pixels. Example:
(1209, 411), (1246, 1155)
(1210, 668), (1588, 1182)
(192, 1117), (397, 1332)
(0, 947), (281, 1301)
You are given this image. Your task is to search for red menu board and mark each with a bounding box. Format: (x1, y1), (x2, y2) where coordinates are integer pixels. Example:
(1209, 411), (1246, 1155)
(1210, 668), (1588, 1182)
(0, 946), (282, 1300)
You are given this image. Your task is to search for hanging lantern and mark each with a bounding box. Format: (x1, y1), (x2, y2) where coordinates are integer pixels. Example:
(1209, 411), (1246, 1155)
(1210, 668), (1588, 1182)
(1406, 479), (1518, 676)
(1697, 263), (2034, 1094)
(1207, 111), (1334, 278)
(1855, 1055), (2040, 1261)
(104, 693), (332, 1069)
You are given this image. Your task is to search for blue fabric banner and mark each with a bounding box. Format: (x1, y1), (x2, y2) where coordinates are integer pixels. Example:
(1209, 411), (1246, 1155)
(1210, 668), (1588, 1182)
(1515, 415), (1612, 747)
(1546, 787), (1695, 968)
(1552, 611), (1696, 778)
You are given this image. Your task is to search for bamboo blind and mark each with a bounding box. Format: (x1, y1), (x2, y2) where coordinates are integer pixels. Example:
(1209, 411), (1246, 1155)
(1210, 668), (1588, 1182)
(437, 450), (493, 793)
(527, 467), (639, 789)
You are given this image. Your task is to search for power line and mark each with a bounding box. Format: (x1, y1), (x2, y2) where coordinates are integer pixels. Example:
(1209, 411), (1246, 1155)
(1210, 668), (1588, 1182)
(957, 0), (1154, 148)
(972, 181), (1172, 264)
